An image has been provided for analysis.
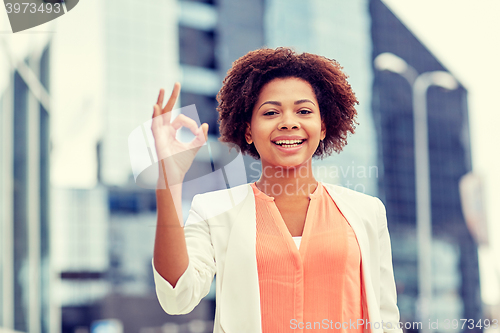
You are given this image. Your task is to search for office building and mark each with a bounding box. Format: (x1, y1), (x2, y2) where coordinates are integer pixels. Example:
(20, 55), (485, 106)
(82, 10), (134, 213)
(370, 0), (480, 325)
(0, 38), (52, 333)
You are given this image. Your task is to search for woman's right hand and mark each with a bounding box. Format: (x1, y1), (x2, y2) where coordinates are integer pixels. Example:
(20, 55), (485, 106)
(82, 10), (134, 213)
(152, 83), (209, 188)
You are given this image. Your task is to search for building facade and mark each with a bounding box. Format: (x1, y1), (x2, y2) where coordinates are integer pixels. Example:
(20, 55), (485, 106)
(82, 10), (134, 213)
(0, 41), (52, 333)
(370, 0), (480, 326)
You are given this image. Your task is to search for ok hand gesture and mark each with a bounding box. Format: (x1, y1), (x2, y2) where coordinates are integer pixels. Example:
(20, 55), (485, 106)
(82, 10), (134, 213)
(151, 83), (209, 188)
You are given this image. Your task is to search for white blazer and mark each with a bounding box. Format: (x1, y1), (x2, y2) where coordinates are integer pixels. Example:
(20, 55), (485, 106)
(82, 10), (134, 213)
(153, 182), (403, 333)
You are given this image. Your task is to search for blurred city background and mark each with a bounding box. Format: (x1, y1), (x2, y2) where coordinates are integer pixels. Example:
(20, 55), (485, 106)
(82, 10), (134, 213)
(1, 0), (499, 332)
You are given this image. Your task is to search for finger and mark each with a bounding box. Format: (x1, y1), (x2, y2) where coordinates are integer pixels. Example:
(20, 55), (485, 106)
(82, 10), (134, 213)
(152, 104), (169, 122)
(191, 123), (209, 147)
(152, 104), (160, 119)
(162, 82), (181, 114)
(156, 89), (165, 108)
(152, 104), (171, 125)
(171, 114), (199, 134)
(202, 123), (209, 142)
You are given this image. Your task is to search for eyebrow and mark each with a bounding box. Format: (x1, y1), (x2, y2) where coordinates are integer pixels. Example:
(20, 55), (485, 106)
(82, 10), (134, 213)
(258, 99), (316, 110)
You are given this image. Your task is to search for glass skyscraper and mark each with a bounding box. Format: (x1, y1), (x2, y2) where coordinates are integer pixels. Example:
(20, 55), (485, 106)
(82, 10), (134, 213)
(0, 42), (51, 333)
(370, 0), (480, 327)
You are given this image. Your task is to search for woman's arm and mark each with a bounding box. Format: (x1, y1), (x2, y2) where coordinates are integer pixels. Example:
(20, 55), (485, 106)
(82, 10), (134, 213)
(150, 84), (214, 314)
(151, 83), (209, 286)
(153, 193), (216, 314)
(153, 179), (188, 287)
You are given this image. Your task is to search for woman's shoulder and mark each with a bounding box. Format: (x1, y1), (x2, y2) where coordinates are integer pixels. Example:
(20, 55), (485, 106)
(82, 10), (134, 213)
(321, 182), (379, 201)
(194, 182), (251, 201)
(189, 183), (253, 219)
(321, 182), (385, 214)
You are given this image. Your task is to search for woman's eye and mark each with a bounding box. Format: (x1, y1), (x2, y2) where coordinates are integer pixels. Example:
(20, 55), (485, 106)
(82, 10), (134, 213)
(298, 109), (312, 114)
(263, 111), (277, 116)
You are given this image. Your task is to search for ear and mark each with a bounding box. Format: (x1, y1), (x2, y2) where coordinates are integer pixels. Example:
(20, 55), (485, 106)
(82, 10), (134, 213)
(245, 123), (253, 144)
(320, 121), (326, 141)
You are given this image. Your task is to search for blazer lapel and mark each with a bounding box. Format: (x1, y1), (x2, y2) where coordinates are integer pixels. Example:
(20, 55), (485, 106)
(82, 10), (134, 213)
(219, 184), (262, 332)
(322, 184), (379, 324)
(323, 184), (371, 265)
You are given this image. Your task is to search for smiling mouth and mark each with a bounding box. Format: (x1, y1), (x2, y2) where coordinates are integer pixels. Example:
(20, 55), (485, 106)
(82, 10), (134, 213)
(272, 139), (306, 148)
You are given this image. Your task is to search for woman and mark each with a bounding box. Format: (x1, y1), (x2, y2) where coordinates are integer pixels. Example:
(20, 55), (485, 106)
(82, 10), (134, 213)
(151, 47), (402, 333)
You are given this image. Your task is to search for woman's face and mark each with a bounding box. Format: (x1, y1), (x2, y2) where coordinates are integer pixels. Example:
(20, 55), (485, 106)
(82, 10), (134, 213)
(245, 77), (326, 169)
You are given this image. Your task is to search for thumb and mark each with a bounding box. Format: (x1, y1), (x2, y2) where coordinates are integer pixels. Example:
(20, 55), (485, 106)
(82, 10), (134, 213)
(202, 123), (209, 141)
(192, 123), (209, 146)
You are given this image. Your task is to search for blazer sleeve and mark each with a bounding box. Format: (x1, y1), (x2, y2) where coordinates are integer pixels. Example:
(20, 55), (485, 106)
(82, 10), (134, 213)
(152, 194), (216, 315)
(376, 198), (403, 333)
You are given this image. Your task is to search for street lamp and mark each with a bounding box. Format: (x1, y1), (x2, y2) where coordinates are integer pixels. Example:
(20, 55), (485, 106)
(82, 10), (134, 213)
(374, 52), (458, 333)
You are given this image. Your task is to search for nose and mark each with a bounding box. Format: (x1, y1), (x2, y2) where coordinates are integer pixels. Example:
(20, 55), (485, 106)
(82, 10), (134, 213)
(278, 112), (300, 130)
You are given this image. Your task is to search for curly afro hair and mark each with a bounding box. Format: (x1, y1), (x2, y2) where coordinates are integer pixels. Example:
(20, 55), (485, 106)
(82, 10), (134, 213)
(217, 47), (359, 160)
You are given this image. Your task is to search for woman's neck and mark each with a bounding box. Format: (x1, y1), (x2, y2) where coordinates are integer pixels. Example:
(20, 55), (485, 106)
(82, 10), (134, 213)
(256, 160), (318, 199)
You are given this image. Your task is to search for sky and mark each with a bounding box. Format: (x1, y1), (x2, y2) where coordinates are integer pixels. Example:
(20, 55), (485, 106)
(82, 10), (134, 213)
(381, 0), (500, 304)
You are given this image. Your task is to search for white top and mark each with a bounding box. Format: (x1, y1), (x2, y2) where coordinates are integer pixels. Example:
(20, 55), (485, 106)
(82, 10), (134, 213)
(292, 236), (302, 249)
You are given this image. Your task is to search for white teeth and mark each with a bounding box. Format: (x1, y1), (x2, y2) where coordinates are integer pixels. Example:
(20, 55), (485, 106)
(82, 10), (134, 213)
(274, 139), (304, 145)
